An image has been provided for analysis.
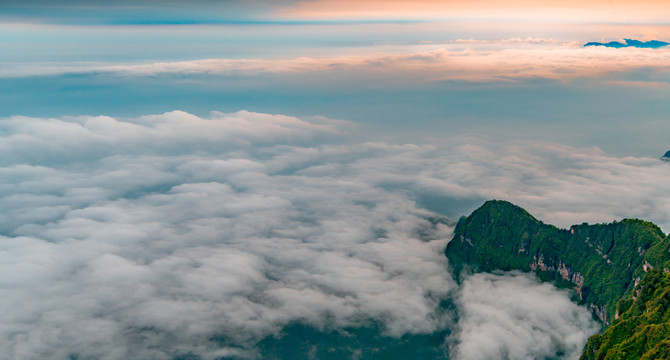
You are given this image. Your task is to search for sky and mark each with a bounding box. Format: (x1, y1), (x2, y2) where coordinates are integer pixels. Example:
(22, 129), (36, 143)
(1, 1), (670, 359)
(2, 1), (670, 156)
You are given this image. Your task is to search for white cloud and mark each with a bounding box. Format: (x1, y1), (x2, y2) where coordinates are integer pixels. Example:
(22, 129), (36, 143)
(1, 109), (667, 358)
(0, 110), (453, 359)
(451, 272), (600, 360)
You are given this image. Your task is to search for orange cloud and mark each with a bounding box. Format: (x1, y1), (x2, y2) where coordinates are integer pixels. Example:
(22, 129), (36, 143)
(7, 43), (670, 86)
(279, 0), (670, 23)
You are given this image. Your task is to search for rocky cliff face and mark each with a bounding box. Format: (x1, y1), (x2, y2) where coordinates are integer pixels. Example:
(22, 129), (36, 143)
(531, 256), (585, 289)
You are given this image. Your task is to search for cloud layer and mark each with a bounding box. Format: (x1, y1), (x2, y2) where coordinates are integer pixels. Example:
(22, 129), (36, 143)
(1, 110), (667, 359)
(4, 44), (670, 86)
(452, 272), (599, 360)
(0, 111), (455, 359)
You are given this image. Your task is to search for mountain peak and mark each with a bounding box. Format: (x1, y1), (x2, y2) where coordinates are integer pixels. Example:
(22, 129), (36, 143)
(584, 39), (669, 49)
(477, 199), (531, 215)
(447, 200), (668, 323)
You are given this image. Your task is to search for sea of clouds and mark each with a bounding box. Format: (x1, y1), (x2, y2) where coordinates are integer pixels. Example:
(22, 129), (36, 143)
(3, 110), (669, 359)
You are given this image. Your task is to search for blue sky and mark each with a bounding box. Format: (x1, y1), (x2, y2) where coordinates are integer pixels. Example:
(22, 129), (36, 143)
(0, 15), (669, 156)
(2, 18), (670, 155)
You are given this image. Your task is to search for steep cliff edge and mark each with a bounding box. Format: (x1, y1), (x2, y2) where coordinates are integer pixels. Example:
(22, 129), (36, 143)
(445, 200), (669, 324)
(580, 269), (670, 360)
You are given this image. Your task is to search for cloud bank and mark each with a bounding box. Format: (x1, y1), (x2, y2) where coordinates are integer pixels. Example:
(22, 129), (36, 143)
(4, 44), (670, 86)
(452, 272), (599, 360)
(1, 109), (666, 358)
(0, 111), (455, 359)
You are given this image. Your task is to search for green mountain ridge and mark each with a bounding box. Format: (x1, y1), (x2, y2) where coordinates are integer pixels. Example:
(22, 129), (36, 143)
(446, 200), (670, 358)
(580, 269), (670, 360)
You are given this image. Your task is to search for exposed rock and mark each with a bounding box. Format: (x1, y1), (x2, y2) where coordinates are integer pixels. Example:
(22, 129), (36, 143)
(589, 304), (608, 325)
(531, 255), (585, 294)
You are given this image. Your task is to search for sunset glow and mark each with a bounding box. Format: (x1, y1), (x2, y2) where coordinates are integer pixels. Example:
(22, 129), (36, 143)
(280, 0), (670, 23)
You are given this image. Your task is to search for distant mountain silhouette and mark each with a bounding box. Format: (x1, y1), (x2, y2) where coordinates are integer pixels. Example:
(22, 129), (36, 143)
(585, 39), (669, 49)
